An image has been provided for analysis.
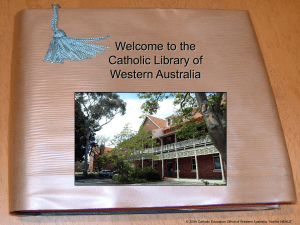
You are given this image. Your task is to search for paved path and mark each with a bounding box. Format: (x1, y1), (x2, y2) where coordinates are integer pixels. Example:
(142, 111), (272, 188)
(75, 175), (226, 186)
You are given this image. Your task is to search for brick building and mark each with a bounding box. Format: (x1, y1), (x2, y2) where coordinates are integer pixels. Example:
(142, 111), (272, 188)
(88, 146), (114, 172)
(89, 111), (226, 181)
(139, 112), (226, 181)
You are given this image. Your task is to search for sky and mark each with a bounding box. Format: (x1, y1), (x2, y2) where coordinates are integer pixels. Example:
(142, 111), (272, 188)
(96, 93), (178, 147)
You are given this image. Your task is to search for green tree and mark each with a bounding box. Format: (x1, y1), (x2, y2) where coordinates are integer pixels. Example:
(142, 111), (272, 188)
(75, 100), (88, 162)
(94, 154), (110, 172)
(110, 152), (129, 175)
(110, 123), (158, 176)
(133, 125), (158, 168)
(75, 92), (126, 178)
(138, 92), (227, 174)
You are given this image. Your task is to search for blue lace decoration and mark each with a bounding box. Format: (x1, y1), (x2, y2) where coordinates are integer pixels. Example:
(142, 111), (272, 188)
(44, 4), (110, 63)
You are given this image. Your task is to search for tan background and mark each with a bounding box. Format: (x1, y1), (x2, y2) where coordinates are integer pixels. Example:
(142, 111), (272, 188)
(1, 0), (299, 224)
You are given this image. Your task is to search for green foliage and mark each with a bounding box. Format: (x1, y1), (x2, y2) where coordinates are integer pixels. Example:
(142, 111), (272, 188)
(75, 92), (127, 178)
(75, 92), (127, 162)
(110, 152), (131, 175)
(94, 154), (110, 171)
(134, 178), (147, 183)
(112, 174), (129, 182)
(138, 93), (168, 115)
(138, 93), (205, 140)
(207, 93), (226, 112)
(170, 110), (207, 140)
(110, 123), (158, 165)
(110, 123), (135, 147)
(138, 92), (197, 115)
(107, 123), (160, 178)
(79, 162), (85, 169)
(138, 92), (227, 141)
(112, 167), (160, 183)
(75, 100), (88, 162)
(135, 167), (161, 181)
(138, 92), (227, 181)
(75, 93), (126, 131)
(201, 179), (210, 185)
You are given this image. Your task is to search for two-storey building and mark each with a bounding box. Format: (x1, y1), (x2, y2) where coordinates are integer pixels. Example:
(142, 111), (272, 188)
(89, 111), (226, 182)
(140, 113), (226, 182)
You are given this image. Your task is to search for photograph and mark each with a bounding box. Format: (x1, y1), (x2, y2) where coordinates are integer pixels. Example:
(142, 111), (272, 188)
(75, 92), (227, 186)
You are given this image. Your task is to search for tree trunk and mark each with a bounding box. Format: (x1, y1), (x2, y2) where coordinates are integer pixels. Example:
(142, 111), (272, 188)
(83, 116), (91, 179)
(83, 138), (89, 178)
(195, 93), (227, 174)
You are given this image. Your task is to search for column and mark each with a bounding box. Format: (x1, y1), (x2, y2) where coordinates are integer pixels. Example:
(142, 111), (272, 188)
(194, 139), (199, 180)
(152, 144), (154, 169)
(219, 153), (225, 182)
(175, 134), (179, 179)
(142, 139), (144, 169)
(158, 137), (164, 178)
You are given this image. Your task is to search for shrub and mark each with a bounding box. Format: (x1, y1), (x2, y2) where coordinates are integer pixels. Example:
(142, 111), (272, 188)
(134, 178), (147, 183)
(201, 179), (209, 185)
(112, 167), (161, 183)
(112, 174), (129, 183)
(136, 167), (161, 181)
(135, 167), (146, 179)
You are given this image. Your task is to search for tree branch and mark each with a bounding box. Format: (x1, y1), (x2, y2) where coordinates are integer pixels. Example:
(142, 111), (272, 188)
(180, 93), (189, 109)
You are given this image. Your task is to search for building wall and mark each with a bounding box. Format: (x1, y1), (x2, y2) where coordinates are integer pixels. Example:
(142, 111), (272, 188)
(121, 114), (224, 180)
(143, 117), (159, 131)
(88, 146), (100, 172)
(88, 146), (115, 172)
(197, 155), (222, 179)
(152, 154), (222, 179)
(142, 159), (152, 168)
(88, 153), (95, 172)
(156, 160), (163, 177)
(176, 157), (196, 178)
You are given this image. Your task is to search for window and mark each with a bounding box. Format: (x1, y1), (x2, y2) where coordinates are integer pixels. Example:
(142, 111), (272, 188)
(167, 118), (172, 126)
(213, 155), (221, 172)
(154, 161), (157, 170)
(147, 161), (149, 167)
(192, 157), (196, 172)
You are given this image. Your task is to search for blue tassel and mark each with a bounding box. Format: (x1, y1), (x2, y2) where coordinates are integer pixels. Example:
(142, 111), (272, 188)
(44, 4), (110, 63)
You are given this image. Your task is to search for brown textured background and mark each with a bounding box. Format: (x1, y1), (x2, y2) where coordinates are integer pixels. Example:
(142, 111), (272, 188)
(1, 0), (300, 224)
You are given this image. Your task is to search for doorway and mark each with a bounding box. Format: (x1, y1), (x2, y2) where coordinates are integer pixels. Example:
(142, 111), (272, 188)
(167, 160), (173, 177)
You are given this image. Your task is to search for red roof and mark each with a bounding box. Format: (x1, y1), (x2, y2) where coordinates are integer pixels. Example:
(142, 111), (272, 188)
(91, 146), (114, 158)
(104, 147), (114, 154)
(147, 115), (167, 128)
